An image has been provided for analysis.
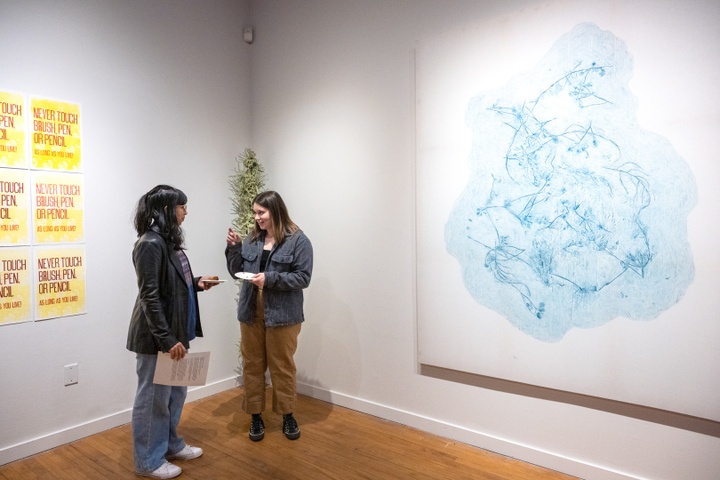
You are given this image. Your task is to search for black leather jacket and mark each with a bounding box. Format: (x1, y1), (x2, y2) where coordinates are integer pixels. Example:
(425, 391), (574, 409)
(127, 230), (203, 354)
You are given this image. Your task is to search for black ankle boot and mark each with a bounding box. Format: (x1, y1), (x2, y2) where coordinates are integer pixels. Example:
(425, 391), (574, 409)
(249, 413), (264, 441)
(282, 413), (300, 440)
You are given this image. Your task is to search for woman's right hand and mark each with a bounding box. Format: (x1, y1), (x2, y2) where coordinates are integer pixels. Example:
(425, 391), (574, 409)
(227, 228), (242, 246)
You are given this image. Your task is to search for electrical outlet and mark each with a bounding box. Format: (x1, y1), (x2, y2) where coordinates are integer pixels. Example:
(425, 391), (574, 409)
(64, 363), (78, 386)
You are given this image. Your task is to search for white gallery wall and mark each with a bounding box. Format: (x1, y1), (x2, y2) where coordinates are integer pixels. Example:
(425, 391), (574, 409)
(0, 0), (250, 465)
(249, 1), (719, 479)
(1, 1), (719, 479)
(416, 0), (718, 421)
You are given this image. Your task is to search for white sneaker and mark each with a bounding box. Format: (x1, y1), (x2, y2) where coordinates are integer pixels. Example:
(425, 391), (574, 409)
(167, 444), (203, 460)
(136, 461), (182, 479)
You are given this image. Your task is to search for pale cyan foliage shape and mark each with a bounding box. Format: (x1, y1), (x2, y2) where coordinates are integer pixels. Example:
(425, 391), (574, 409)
(445, 23), (697, 342)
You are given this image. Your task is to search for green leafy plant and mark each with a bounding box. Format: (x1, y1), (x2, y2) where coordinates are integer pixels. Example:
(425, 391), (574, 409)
(228, 148), (265, 383)
(229, 148), (266, 236)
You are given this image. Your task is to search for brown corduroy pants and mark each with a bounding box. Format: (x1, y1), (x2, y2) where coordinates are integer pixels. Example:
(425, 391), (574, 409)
(240, 289), (301, 415)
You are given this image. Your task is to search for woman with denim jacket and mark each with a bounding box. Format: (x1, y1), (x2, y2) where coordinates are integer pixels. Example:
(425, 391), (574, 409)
(225, 190), (313, 442)
(128, 185), (220, 479)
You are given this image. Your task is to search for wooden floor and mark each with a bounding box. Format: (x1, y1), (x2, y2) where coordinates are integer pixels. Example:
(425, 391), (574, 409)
(0, 388), (579, 479)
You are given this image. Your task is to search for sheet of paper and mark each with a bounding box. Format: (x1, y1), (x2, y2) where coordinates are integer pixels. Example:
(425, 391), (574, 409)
(153, 351), (210, 386)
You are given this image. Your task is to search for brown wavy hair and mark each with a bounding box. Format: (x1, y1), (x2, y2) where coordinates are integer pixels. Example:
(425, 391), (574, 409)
(249, 191), (298, 245)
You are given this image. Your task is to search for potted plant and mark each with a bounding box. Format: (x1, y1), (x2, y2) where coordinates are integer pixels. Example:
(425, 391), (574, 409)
(229, 148), (266, 236)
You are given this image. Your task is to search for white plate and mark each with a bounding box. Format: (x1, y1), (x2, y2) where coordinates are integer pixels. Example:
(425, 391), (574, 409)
(234, 272), (256, 280)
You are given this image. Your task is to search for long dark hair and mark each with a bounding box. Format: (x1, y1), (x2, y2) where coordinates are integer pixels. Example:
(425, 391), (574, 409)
(134, 184), (187, 249)
(250, 191), (298, 245)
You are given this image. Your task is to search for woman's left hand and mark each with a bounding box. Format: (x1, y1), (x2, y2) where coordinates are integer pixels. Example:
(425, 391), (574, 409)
(169, 342), (187, 360)
(249, 272), (266, 289)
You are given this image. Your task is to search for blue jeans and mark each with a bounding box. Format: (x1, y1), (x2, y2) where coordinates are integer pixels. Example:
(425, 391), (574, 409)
(132, 354), (187, 473)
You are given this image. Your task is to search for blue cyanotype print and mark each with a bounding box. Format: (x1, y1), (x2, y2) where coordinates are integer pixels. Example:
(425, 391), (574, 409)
(445, 23), (696, 342)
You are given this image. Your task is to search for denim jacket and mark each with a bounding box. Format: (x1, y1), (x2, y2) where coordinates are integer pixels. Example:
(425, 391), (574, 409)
(225, 230), (313, 327)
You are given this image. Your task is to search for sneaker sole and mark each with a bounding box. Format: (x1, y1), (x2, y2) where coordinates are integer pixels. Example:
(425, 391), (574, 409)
(134, 467), (182, 479)
(166, 452), (202, 460)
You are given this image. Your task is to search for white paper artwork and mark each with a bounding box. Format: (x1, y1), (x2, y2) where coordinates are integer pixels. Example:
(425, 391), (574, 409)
(445, 23), (696, 342)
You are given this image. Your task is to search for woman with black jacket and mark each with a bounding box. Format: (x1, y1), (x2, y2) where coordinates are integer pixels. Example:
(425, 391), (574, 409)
(127, 185), (219, 479)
